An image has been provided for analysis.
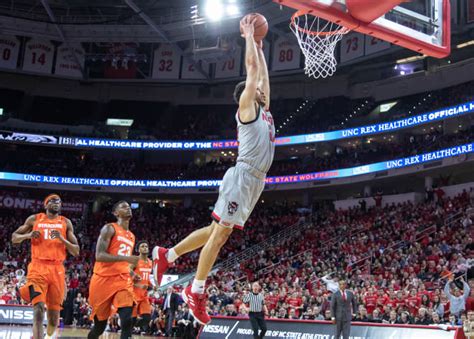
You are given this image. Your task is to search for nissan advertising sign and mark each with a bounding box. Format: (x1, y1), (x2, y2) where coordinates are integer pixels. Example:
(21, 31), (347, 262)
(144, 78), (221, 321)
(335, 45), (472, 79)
(200, 317), (463, 339)
(0, 305), (47, 325)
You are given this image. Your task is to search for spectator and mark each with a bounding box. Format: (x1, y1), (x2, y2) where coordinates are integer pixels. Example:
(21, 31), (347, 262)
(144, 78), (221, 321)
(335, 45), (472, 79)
(444, 276), (471, 317)
(73, 293), (83, 326)
(426, 187), (434, 203)
(321, 274), (339, 293)
(324, 310), (332, 321)
(288, 308), (299, 320)
(369, 309), (382, 323)
(396, 312), (411, 324)
(414, 308), (431, 325)
(313, 306), (324, 320)
(176, 305), (196, 339)
(435, 186), (445, 205)
(383, 310), (398, 324)
(446, 314), (459, 326)
(431, 312), (442, 325)
(464, 311), (474, 339)
(354, 306), (369, 322)
(373, 193), (383, 208)
(431, 295), (444, 318)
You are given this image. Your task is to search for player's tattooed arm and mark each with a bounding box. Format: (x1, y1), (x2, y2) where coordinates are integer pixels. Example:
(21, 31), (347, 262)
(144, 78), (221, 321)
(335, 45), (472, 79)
(51, 218), (80, 257)
(11, 214), (38, 244)
(95, 224), (139, 265)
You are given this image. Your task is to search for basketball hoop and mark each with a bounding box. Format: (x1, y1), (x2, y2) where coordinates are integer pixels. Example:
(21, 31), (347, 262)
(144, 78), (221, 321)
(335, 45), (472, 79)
(290, 11), (350, 79)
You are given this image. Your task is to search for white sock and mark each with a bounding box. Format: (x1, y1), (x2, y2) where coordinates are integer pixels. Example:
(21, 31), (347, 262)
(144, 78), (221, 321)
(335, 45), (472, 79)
(191, 279), (206, 294)
(166, 248), (178, 263)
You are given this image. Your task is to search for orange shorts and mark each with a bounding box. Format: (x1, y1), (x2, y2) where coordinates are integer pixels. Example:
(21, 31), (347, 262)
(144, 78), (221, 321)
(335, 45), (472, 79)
(132, 296), (151, 317)
(89, 273), (135, 321)
(19, 261), (65, 311)
(133, 287), (151, 317)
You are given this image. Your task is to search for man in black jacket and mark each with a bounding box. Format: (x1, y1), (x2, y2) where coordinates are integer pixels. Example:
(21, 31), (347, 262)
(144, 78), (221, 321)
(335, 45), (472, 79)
(368, 309), (383, 323)
(415, 308), (432, 325)
(354, 306), (369, 322)
(162, 286), (179, 336)
(176, 305), (196, 339)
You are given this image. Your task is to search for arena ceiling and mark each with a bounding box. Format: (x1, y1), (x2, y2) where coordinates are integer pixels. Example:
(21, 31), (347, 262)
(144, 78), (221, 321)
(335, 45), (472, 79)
(0, 0), (293, 42)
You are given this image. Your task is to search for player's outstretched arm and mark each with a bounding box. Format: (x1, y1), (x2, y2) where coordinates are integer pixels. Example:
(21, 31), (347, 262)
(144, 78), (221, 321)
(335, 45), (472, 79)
(256, 42), (270, 111)
(239, 16), (259, 123)
(50, 219), (80, 257)
(11, 215), (38, 244)
(95, 224), (139, 265)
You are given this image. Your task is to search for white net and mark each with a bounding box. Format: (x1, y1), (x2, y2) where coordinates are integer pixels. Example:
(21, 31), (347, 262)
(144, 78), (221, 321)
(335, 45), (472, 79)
(290, 13), (349, 79)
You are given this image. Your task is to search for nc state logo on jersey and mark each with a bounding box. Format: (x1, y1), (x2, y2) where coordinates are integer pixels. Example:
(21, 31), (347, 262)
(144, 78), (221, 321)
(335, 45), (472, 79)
(227, 201), (239, 216)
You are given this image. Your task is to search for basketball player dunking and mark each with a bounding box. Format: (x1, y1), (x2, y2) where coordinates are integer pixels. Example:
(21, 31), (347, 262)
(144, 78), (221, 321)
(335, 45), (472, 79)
(130, 240), (153, 334)
(11, 194), (80, 339)
(151, 16), (275, 325)
(87, 201), (140, 339)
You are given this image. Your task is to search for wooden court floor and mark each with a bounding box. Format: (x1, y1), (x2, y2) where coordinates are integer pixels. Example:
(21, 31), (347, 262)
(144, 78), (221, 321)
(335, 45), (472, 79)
(0, 325), (170, 338)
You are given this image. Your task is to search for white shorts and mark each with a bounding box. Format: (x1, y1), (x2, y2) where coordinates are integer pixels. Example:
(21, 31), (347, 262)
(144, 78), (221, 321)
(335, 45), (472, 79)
(212, 162), (266, 230)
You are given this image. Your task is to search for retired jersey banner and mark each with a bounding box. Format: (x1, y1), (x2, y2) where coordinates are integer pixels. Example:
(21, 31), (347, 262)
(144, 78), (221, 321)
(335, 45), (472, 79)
(214, 46), (242, 79)
(272, 37), (300, 71)
(0, 35), (20, 70)
(340, 31), (365, 63)
(364, 36), (391, 55)
(101, 42), (140, 79)
(152, 44), (180, 80)
(200, 317), (461, 339)
(181, 58), (208, 79)
(22, 38), (54, 74)
(54, 44), (84, 78)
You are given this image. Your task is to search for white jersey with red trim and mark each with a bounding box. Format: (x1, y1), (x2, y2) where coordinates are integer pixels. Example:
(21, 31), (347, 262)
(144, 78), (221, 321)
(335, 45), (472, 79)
(236, 105), (275, 174)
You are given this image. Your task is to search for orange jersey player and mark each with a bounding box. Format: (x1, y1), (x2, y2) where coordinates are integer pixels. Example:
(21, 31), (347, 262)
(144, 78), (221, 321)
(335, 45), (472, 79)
(11, 194), (80, 339)
(87, 201), (140, 339)
(130, 240), (153, 333)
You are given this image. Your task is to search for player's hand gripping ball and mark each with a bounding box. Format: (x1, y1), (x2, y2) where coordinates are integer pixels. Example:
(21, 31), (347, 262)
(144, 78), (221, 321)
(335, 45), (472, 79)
(240, 13), (268, 42)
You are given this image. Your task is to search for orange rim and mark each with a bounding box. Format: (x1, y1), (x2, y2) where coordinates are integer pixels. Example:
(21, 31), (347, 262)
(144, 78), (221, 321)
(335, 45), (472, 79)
(291, 10), (348, 37)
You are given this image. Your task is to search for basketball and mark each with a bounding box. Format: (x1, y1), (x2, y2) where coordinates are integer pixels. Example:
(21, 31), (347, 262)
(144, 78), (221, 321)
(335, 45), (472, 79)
(240, 13), (268, 42)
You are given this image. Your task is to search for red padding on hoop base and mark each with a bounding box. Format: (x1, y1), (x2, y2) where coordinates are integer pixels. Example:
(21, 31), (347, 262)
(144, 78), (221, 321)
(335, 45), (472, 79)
(346, 0), (406, 23)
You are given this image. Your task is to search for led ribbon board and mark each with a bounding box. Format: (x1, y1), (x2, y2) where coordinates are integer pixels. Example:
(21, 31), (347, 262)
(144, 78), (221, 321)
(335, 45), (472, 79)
(0, 101), (472, 150)
(0, 144), (472, 188)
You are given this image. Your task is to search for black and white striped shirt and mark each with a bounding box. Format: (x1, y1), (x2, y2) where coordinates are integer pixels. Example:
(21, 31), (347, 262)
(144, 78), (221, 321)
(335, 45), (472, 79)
(243, 292), (265, 312)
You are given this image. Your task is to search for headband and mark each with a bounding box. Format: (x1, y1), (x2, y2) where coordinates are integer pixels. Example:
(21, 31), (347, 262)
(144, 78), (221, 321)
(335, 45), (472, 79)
(44, 194), (61, 207)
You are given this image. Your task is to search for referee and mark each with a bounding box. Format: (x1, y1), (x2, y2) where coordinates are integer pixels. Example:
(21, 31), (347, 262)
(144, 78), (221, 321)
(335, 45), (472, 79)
(243, 282), (268, 339)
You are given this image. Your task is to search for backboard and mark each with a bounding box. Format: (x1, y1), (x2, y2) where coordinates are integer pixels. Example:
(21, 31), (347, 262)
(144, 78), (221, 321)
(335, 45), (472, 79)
(276, 0), (451, 58)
